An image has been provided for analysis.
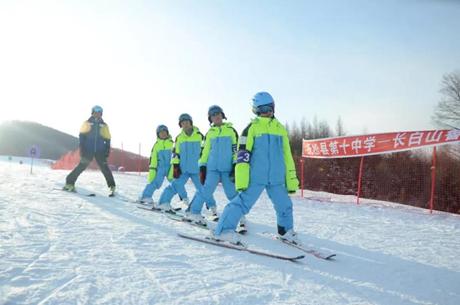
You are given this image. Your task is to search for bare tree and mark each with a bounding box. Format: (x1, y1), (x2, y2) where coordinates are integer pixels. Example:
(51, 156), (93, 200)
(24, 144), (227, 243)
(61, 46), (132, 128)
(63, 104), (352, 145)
(335, 116), (346, 136)
(286, 120), (303, 156)
(311, 116), (319, 139)
(300, 116), (309, 140)
(433, 71), (460, 129)
(318, 120), (331, 138)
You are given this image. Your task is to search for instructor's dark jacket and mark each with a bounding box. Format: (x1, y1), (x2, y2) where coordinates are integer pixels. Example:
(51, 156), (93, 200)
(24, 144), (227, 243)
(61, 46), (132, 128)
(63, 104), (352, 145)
(79, 116), (111, 156)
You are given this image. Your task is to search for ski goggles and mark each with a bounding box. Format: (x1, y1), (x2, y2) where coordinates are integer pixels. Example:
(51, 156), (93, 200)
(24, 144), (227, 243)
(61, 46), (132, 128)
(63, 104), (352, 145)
(209, 109), (223, 117)
(253, 104), (274, 114)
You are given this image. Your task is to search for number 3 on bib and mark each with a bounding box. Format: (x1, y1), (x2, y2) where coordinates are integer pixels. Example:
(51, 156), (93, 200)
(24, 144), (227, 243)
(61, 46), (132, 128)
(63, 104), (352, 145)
(237, 149), (251, 164)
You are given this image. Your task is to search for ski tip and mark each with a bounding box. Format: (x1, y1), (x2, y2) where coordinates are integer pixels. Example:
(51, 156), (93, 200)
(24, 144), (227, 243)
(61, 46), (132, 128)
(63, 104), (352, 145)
(325, 254), (337, 260)
(164, 209), (177, 215)
(292, 255), (306, 261)
(137, 206), (155, 211)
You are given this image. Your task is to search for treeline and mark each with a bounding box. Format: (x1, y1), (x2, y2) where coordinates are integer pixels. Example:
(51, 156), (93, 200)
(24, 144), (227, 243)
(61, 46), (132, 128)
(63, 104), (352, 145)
(287, 118), (460, 214)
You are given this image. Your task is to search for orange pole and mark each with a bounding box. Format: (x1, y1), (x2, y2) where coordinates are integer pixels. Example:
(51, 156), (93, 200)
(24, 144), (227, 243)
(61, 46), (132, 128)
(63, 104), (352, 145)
(300, 158), (305, 198)
(429, 146), (437, 214)
(357, 156), (364, 205)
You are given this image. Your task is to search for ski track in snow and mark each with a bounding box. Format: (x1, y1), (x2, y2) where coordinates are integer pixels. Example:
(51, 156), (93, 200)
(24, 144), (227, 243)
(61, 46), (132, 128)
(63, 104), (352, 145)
(0, 158), (459, 305)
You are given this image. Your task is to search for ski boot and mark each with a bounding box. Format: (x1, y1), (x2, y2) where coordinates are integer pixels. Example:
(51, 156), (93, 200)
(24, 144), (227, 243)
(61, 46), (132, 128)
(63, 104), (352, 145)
(63, 184), (76, 192)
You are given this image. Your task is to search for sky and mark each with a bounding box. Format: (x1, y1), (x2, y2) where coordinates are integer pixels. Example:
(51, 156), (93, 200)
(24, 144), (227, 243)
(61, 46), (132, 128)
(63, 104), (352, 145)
(0, 0), (459, 154)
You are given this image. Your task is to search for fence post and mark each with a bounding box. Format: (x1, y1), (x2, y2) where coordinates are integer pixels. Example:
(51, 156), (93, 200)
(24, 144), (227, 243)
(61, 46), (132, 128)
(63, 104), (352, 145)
(357, 156), (364, 205)
(300, 158), (304, 198)
(429, 146), (437, 214)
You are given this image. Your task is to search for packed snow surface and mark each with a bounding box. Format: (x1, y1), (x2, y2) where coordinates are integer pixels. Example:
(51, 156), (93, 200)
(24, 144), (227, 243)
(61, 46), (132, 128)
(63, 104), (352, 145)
(1, 157), (459, 305)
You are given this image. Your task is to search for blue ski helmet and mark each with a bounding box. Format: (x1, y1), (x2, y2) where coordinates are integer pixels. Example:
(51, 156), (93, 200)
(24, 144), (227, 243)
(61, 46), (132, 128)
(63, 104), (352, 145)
(207, 105), (226, 123)
(91, 105), (103, 114)
(156, 124), (169, 137)
(252, 92), (275, 115)
(178, 113), (193, 127)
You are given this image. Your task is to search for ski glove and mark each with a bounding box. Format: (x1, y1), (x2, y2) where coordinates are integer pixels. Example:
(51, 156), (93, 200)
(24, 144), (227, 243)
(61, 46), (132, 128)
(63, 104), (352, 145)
(236, 186), (247, 192)
(199, 166), (207, 185)
(147, 168), (157, 183)
(173, 164), (181, 179)
(286, 170), (299, 195)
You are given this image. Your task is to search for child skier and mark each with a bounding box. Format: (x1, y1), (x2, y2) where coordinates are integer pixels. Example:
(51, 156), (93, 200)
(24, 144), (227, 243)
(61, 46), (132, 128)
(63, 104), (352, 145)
(213, 92), (300, 244)
(185, 105), (244, 226)
(63, 105), (116, 196)
(138, 125), (175, 204)
(156, 113), (204, 212)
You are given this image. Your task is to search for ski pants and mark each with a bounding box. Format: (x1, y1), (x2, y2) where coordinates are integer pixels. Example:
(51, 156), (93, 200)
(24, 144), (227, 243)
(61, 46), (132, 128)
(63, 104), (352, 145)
(214, 183), (293, 235)
(189, 170), (238, 214)
(66, 151), (115, 188)
(140, 167), (170, 200)
(158, 172), (202, 205)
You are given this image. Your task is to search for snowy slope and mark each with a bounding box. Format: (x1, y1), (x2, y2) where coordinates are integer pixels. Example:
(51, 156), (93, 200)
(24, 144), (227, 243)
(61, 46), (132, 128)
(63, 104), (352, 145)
(1, 159), (459, 305)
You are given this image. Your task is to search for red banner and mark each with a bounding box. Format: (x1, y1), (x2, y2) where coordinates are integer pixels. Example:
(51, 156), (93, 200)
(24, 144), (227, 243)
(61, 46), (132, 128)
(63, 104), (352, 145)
(302, 129), (460, 158)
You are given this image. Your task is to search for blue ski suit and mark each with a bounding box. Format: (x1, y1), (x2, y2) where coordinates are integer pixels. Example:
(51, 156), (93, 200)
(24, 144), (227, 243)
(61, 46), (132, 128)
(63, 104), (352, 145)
(214, 116), (299, 235)
(189, 122), (239, 214)
(158, 126), (204, 205)
(141, 137), (174, 200)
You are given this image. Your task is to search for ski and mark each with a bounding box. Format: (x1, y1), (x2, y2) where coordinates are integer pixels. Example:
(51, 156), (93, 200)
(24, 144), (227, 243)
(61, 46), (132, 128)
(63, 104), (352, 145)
(136, 201), (155, 207)
(56, 188), (96, 197)
(117, 196), (150, 204)
(137, 206), (247, 234)
(280, 239), (336, 260)
(166, 214), (248, 235)
(263, 232), (336, 260)
(137, 205), (183, 215)
(124, 196), (185, 207)
(178, 233), (305, 262)
(167, 215), (210, 230)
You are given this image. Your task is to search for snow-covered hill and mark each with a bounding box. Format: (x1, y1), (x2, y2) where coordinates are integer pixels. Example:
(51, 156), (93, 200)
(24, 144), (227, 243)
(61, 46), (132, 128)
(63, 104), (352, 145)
(1, 159), (459, 305)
